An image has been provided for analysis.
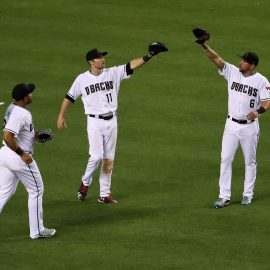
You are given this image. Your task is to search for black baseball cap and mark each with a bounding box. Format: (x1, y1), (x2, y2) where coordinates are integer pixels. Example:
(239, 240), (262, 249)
(86, 48), (108, 61)
(12, 83), (35, 101)
(238, 52), (259, 66)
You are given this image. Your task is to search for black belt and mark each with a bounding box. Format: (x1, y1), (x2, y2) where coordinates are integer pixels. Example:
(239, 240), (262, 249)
(88, 113), (114, 120)
(228, 115), (254, 124)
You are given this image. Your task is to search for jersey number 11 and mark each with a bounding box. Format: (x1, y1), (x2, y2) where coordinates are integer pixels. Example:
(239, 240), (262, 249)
(106, 93), (112, 103)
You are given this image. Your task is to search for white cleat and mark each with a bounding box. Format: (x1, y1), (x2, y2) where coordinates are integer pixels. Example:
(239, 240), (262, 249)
(30, 228), (56, 239)
(241, 196), (252, 205)
(214, 198), (230, 208)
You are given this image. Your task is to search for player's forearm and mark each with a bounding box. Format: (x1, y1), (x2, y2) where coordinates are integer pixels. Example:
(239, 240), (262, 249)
(247, 100), (270, 120)
(201, 44), (225, 69)
(202, 44), (219, 58)
(58, 98), (72, 117)
(3, 131), (22, 153)
(3, 132), (33, 163)
(57, 98), (72, 129)
(130, 55), (152, 70)
(260, 100), (270, 111)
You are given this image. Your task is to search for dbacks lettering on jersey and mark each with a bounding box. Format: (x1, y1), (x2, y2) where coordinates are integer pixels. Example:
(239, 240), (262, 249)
(231, 82), (258, 97)
(85, 81), (113, 95)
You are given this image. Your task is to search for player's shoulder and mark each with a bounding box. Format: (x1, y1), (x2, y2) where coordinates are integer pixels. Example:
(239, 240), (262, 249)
(108, 65), (127, 75)
(5, 104), (29, 124)
(78, 71), (90, 78)
(5, 103), (15, 114)
(103, 67), (111, 73)
(224, 62), (238, 71)
(108, 64), (126, 70)
(219, 62), (238, 76)
(254, 72), (268, 81)
(11, 105), (30, 118)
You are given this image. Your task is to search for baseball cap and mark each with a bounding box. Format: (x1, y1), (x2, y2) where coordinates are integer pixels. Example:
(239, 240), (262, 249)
(86, 48), (108, 61)
(238, 52), (259, 66)
(12, 83), (35, 101)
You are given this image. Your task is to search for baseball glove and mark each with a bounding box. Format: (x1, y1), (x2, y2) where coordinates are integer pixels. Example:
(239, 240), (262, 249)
(37, 129), (53, 143)
(148, 42), (168, 56)
(192, 28), (210, 44)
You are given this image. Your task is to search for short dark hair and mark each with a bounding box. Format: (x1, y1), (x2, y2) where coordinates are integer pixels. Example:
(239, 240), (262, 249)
(12, 83), (35, 101)
(86, 48), (108, 62)
(238, 52), (259, 66)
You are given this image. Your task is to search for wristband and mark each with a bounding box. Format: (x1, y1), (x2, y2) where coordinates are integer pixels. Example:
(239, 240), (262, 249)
(143, 55), (151, 62)
(202, 44), (208, 50)
(256, 106), (266, 114)
(15, 147), (24, 156)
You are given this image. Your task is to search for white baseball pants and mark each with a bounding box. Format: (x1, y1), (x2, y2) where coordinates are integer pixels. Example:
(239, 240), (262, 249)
(0, 146), (45, 238)
(81, 116), (117, 197)
(219, 119), (260, 200)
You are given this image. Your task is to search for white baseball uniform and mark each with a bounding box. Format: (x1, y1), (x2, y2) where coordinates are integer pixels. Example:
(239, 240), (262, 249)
(218, 62), (270, 200)
(66, 64), (132, 196)
(0, 103), (45, 238)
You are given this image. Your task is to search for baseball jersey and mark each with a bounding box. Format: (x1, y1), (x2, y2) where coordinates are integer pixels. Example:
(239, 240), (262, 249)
(219, 62), (270, 119)
(66, 64), (132, 115)
(3, 103), (35, 153)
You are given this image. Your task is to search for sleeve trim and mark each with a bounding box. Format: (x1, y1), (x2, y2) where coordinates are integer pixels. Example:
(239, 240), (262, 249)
(3, 129), (18, 136)
(126, 63), (133, 76)
(65, 94), (75, 103)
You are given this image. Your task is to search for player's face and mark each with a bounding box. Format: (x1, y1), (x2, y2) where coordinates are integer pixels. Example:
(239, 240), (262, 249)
(25, 93), (33, 105)
(91, 56), (106, 69)
(239, 59), (253, 73)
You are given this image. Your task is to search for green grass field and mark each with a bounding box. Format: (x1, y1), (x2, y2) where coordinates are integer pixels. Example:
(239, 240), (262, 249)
(1, 0), (270, 269)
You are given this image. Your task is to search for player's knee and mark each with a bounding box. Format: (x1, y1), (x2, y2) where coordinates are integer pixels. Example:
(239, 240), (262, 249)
(221, 154), (234, 164)
(245, 160), (256, 167)
(102, 160), (114, 174)
(27, 182), (44, 196)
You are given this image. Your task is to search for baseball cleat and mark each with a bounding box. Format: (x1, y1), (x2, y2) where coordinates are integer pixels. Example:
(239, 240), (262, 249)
(241, 196), (252, 205)
(97, 195), (118, 204)
(30, 228), (56, 239)
(214, 198), (230, 208)
(78, 182), (88, 201)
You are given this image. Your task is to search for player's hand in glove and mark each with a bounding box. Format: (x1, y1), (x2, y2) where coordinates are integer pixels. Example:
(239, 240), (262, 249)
(192, 28), (210, 44)
(148, 42), (168, 57)
(36, 129), (53, 143)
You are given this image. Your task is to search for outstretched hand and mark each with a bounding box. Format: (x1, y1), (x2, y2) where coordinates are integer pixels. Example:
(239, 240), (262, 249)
(148, 42), (168, 56)
(192, 28), (210, 44)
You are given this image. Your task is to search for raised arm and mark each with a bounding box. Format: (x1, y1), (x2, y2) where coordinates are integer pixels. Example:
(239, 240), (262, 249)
(130, 42), (168, 70)
(201, 44), (225, 71)
(129, 54), (153, 70)
(57, 98), (73, 130)
(129, 55), (148, 70)
(192, 27), (225, 71)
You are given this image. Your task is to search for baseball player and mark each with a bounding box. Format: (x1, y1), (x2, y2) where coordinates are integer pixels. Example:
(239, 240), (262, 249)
(192, 28), (270, 208)
(0, 83), (56, 239)
(57, 43), (168, 203)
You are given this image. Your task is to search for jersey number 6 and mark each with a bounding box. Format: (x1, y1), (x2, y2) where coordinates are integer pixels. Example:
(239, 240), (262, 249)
(250, 99), (255, 108)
